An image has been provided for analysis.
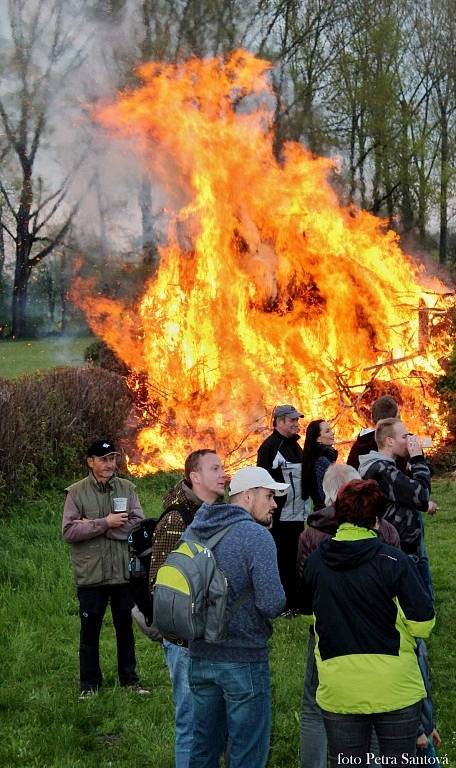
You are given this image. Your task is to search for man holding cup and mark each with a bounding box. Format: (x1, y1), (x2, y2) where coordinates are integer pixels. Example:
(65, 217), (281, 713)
(358, 418), (433, 598)
(62, 439), (147, 698)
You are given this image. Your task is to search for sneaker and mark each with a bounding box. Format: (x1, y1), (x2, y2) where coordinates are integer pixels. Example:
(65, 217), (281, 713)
(79, 689), (97, 700)
(124, 683), (151, 696)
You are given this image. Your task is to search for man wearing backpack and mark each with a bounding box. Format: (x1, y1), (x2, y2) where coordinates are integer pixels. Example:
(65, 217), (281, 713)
(186, 466), (287, 768)
(149, 449), (227, 768)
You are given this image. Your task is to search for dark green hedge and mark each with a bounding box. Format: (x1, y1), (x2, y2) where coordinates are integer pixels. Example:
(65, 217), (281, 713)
(0, 367), (133, 509)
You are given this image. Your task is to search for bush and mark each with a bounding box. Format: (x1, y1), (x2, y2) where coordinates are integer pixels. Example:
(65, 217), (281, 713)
(434, 314), (456, 472)
(0, 367), (134, 510)
(84, 339), (130, 376)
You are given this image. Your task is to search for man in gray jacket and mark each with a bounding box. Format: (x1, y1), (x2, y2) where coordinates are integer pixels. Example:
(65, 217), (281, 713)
(62, 439), (147, 697)
(187, 466), (287, 768)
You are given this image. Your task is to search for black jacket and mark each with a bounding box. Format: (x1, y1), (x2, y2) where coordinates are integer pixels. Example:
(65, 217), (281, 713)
(347, 430), (409, 474)
(358, 452), (431, 553)
(346, 430), (376, 469)
(257, 429), (303, 514)
(302, 445), (338, 510)
(299, 524), (435, 714)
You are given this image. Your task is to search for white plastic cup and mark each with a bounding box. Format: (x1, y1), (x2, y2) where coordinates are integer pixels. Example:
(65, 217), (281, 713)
(113, 497), (128, 513)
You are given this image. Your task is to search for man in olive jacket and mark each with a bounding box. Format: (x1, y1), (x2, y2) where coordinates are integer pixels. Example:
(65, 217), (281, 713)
(62, 439), (146, 697)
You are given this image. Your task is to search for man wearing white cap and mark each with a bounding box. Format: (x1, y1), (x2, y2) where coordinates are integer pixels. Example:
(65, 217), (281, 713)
(257, 404), (306, 612)
(187, 466), (287, 768)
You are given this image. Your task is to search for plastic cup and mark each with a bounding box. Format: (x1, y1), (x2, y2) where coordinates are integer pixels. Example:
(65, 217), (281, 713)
(113, 497), (128, 513)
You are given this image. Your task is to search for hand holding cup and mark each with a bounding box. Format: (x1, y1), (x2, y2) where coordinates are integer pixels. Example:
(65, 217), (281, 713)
(406, 434), (422, 458)
(107, 512), (128, 528)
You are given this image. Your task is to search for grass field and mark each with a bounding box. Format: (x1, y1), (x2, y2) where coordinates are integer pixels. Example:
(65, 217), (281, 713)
(0, 476), (455, 768)
(0, 336), (94, 379)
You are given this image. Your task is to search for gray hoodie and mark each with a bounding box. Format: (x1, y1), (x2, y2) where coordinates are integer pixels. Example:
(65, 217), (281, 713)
(187, 502), (286, 662)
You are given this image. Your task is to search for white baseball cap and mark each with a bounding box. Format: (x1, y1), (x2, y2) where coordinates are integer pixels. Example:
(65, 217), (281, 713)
(229, 466), (289, 496)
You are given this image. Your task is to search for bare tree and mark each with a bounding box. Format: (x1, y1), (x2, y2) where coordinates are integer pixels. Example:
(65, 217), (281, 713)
(0, 0), (85, 337)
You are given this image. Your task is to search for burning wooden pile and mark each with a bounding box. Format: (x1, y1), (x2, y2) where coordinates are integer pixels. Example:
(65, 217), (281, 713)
(72, 51), (454, 473)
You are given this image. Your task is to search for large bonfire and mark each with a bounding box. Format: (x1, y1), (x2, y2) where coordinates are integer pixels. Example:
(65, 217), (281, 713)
(72, 50), (452, 474)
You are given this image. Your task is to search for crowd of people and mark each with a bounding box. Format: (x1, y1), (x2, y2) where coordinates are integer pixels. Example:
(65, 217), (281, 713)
(62, 395), (441, 768)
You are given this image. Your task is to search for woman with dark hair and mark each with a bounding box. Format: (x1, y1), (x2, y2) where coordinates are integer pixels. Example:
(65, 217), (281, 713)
(299, 479), (435, 768)
(301, 419), (337, 510)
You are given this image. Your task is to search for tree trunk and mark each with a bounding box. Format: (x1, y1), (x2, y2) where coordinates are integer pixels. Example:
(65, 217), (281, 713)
(439, 111), (448, 265)
(383, 153), (394, 228)
(372, 137), (382, 213)
(45, 266), (56, 323)
(358, 111), (367, 209)
(0, 203), (4, 282)
(349, 107), (357, 203)
(417, 171), (427, 245)
(11, 263), (29, 338)
(399, 100), (414, 232)
(11, 167), (33, 338)
(139, 175), (159, 270)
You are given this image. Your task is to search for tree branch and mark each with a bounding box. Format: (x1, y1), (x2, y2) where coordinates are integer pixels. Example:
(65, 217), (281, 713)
(1, 220), (17, 242)
(0, 180), (19, 221)
(28, 201), (80, 268)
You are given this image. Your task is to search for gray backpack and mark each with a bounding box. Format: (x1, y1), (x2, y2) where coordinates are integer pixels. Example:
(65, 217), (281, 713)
(153, 525), (244, 644)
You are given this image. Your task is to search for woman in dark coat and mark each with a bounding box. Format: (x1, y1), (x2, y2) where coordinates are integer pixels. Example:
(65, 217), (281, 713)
(301, 419), (337, 510)
(299, 480), (435, 768)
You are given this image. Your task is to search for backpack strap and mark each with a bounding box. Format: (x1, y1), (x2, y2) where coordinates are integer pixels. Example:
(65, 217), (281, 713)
(184, 525), (234, 550)
(162, 504), (195, 530)
(184, 523), (254, 619)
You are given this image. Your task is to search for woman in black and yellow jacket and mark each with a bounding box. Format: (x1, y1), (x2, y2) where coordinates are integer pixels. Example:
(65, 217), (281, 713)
(299, 479), (435, 768)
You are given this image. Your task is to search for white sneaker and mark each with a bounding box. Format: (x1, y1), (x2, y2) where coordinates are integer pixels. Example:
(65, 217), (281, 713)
(79, 689), (97, 700)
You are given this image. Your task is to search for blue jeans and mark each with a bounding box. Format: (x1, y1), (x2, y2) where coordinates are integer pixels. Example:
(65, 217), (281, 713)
(417, 516), (434, 603)
(322, 701), (422, 768)
(188, 658), (271, 768)
(301, 631), (327, 768)
(163, 640), (193, 768)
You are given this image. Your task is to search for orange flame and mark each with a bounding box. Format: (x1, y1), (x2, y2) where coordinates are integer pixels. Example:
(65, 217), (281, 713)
(72, 50), (453, 474)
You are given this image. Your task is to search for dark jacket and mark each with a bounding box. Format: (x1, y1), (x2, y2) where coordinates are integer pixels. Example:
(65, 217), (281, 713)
(348, 429), (408, 474)
(257, 429), (303, 518)
(148, 480), (200, 587)
(302, 445), (338, 510)
(358, 451), (431, 554)
(296, 505), (401, 581)
(188, 502), (286, 662)
(347, 429), (376, 469)
(300, 523), (435, 714)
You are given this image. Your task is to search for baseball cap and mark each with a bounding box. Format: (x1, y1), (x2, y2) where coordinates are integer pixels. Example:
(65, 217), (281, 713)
(87, 439), (119, 458)
(273, 404), (304, 419)
(229, 466), (289, 496)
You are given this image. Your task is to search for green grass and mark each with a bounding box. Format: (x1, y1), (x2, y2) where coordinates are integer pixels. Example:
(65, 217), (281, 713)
(0, 477), (454, 767)
(0, 336), (94, 379)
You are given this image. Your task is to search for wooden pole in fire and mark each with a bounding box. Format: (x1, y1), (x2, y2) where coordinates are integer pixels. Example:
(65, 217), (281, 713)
(418, 299), (430, 355)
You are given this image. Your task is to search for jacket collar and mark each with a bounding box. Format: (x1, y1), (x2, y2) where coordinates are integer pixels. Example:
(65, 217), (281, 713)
(334, 523), (378, 542)
(88, 471), (115, 493)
